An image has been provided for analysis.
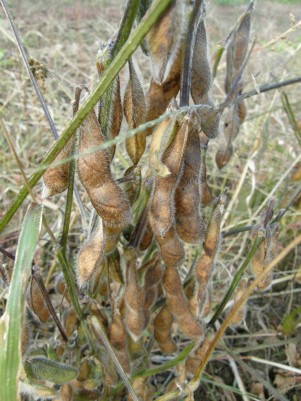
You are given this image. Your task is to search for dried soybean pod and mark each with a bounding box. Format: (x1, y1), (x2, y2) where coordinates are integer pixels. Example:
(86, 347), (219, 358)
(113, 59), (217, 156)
(143, 260), (162, 328)
(43, 138), (72, 197)
(149, 109), (177, 177)
(156, 225), (185, 267)
(103, 224), (120, 255)
(26, 275), (50, 323)
(215, 142), (233, 170)
(78, 106), (131, 229)
(107, 248), (124, 284)
(122, 166), (142, 205)
(139, 221), (153, 251)
(225, 2), (253, 92)
(125, 260), (145, 341)
(154, 305), (177, 353)
(55, 273), (71, 303)
(109, 308), (130, 373)
(77, 218), (106, 288)
(149, 116), (188, 237)
(146, 0), (185, 84)
(200, 135), (213, 206)
(204, 194), (225, 257)
(191, 17), (220, 139)
(163, 265), (203, 340)
(107, 76), (123, 161)
(127, 377), (153, 401)
(185, 332), (214, 376)
(175, 117), (205, 244)
(191, 18), (212, 104)
(63, 307), (78, 337)
(60, 384), (73, 401)
(192, 194), (225, 318)
(144, 47), (182, 137)
(124, 59), (146, 165)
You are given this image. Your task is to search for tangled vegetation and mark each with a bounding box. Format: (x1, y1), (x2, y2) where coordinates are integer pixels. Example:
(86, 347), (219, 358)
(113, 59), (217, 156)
(0, 0), (301, 400)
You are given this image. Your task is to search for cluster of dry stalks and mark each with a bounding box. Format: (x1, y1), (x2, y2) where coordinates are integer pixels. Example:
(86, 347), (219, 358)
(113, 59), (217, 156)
(2, 0), (295, 400)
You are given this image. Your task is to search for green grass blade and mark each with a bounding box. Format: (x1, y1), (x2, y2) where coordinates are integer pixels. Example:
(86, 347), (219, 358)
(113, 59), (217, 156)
(0, 202), (42, 401)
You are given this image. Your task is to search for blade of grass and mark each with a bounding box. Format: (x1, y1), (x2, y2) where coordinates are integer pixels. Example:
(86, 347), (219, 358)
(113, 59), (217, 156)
(281, 92), (301, 146)
(0, 203), (42, 401)
(0, 0), (172, 234)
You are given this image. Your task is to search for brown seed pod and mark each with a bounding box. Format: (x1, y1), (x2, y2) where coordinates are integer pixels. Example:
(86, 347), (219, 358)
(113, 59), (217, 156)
(225, 3), (253, 92)
(77, 218), (106, 288)
(146, 1), (185, 84)
(142, 260), (162, 328)
(109, 308), (130, 373)
(127, 377), (154, 401)
(185, 332), (214, 376)
(163, 265), (203, 340)
(122, 166), (142, 205)
(139, 221), (153, 251)
(124, 59), (146, 165)
(215, 101), (245, 169)
(200, 135), (213, 206)
(149, 103), (179, 174)
(43, 138), (72, 197)
(26, 276), (50, 323)
(78, 107), (131, 229)
(60, 384), (73, 401)
(149, 116), (188, 237)
(155, 225), (185, 267)
(77, 360), (92, 382)
(124, 260), (145, 341)
(103, 224), (120, 255)
(191, 195), (225, 318)
(55, 273), (71, 303)
(215, 142), (233, 170)
(106, 76), (123, 161)
(154, 305), (177, 354)
(191, 18), (220, 139)
(175, 118), (205, 244)
(63, 307), (78, 338)
(107, 248), (124, 284)
(144, 47), (182, 137)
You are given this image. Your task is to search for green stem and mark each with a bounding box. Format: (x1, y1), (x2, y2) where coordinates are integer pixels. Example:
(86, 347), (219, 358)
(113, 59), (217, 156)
(212, 45), (224, 80)
(209, 234), (264, 326)
(0, 0), (172, 234)
(112, 0), (140, 57)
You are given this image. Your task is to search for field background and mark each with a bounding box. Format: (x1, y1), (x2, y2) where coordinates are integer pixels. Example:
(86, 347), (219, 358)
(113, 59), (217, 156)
(0, 0), (301, 400)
